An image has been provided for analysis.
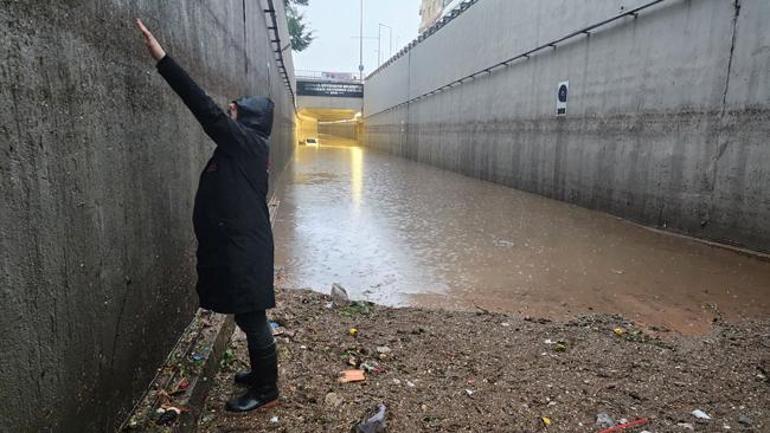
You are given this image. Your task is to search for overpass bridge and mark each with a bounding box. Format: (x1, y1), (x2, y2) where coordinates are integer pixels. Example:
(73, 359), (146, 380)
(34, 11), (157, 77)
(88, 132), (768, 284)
(295, 71), (363, 141)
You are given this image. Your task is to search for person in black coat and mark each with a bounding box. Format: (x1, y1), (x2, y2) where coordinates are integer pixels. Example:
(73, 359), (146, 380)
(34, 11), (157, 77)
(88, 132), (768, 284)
(136, 19), (278, 413)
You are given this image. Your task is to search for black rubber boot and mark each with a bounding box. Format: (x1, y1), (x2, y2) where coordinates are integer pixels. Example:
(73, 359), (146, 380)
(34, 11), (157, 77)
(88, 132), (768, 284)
(233, 370), (255, 386)
(226, 343), (279, 412)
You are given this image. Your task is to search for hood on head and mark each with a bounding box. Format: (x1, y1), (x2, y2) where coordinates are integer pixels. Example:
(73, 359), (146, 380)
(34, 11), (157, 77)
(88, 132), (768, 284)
(233, 96), (274, 136)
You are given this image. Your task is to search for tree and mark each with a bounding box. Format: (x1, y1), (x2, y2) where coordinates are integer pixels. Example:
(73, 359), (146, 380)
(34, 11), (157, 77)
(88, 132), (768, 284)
(284, 0), (314, 52)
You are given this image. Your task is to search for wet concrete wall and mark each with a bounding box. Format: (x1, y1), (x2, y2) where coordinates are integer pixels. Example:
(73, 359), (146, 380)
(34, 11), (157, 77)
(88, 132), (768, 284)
(363, 0), (770, 253)
(0, 1), (295, 432)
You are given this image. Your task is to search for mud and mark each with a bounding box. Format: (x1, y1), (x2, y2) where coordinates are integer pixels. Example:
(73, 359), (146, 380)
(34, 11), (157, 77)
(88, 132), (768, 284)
(199, 288), (770, 433)
(273, 135), (770, 335)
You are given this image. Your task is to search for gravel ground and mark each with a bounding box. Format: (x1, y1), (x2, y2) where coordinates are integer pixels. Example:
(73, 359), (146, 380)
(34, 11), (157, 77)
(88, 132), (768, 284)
(198, 288), (769, 433)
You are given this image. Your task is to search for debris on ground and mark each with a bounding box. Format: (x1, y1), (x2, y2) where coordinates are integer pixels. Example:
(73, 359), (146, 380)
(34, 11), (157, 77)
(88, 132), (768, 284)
(339, 301), (376, 317)
(738, 414), (753, 426)
(155, 407), (181, 426)
(339, 369), (366, 383)
(595, 412), (615, 428)
(331, 282), (350, 306)
(199, 288), (770, 432)
(324, 392), (344, 408)
(691, 409), (712, 420)
(596, 418), (648, 433)
(355, 403), (387, 433)
(122, 309), (228, 432)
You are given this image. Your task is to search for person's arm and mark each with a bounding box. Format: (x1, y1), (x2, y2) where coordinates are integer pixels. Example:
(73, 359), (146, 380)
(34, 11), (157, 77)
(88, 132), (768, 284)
(136, 19), (249, 155)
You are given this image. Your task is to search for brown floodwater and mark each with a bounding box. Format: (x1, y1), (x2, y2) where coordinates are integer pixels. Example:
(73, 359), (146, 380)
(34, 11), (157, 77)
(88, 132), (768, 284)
(273, 134), (770, 334)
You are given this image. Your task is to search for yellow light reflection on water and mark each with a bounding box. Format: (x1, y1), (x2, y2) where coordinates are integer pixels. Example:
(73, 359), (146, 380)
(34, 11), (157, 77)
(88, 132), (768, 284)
(350, 145), (363, 209)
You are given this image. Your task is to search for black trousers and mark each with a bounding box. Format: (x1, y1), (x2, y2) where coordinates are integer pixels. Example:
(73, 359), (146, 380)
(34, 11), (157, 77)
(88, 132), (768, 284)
(234, 310), (275, 365)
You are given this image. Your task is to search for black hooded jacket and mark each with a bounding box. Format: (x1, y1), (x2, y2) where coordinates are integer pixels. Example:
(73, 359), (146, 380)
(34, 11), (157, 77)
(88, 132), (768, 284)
(157, 55), (275, 313)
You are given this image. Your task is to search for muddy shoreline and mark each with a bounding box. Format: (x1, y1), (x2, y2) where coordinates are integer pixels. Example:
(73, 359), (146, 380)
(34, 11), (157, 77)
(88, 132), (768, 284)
(199, 288), (769, 433)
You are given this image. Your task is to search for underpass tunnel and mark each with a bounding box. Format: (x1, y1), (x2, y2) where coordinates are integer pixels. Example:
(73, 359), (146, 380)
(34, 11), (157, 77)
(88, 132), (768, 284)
(295, 74), (364, 146)
(296, 107), (363, 145)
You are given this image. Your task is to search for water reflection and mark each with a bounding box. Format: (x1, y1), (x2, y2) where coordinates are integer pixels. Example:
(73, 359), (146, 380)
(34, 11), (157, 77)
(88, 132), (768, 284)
(349, 146), (363, 209)
(273, 134), (770, 334)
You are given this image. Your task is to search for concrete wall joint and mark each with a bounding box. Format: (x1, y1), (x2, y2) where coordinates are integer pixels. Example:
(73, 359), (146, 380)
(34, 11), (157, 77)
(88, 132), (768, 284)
(720, 0), (741, 114)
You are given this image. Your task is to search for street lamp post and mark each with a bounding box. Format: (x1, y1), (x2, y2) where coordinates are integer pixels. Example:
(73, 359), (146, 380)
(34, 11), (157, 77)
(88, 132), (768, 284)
(378, 23), (393, 66)
(359, 0), (364, 80)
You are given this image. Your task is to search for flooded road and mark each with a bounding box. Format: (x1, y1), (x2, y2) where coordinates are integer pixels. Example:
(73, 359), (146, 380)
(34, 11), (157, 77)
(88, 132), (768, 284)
(273, 134), (770, 334)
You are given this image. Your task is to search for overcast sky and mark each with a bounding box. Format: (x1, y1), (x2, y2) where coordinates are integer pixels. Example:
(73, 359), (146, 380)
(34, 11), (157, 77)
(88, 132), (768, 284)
(293, 0), (421, 76)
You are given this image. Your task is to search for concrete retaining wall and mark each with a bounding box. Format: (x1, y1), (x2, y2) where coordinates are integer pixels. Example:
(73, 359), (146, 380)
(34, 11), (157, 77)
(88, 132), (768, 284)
(363, 0), (770, 253)
(0, 1), (295, 432)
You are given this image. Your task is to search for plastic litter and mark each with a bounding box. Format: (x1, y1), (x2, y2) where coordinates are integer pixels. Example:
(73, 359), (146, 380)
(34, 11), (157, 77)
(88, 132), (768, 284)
(691, 409), (711, 420)
(156, 407), (181, 426)
(269, 321), (285, 336)
(170, 377), (190, 395)
(541, 417), (553, 427)
(596, 418), (649, 433)
(361, 361), (385, 374)
(355, 403), (387, 433)
(595, 413), (615, 428)
(331, 283), (350, 306)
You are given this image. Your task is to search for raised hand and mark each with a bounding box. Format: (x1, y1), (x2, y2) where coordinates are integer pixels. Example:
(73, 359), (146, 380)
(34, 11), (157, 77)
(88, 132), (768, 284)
(136, 18), (166, 61)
